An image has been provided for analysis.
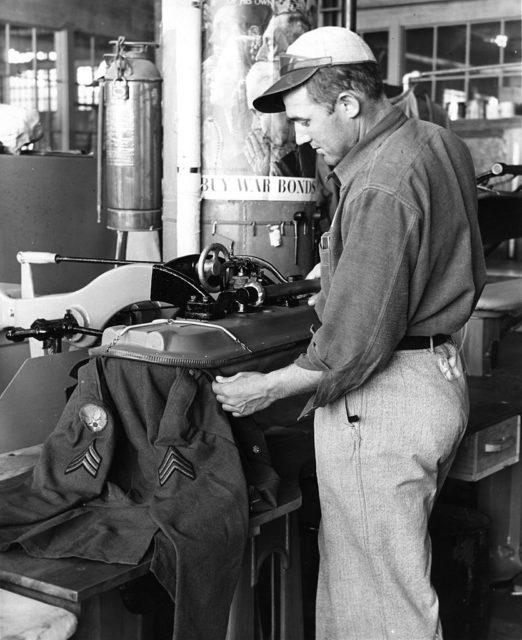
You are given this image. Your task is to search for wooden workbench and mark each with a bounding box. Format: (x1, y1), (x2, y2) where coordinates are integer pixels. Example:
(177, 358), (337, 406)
(0, 456), (302, 640)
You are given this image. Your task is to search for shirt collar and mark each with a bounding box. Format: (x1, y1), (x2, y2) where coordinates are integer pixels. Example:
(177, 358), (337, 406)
(332, 105), (408, 185)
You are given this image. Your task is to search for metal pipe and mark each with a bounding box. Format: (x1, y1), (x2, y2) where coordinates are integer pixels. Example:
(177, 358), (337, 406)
(402, 62), (522, 90)
(115, 230), (128, 262)
(162, 0), (202, 260)
(346, 0), (357, 31)
(96, 80), (105, 224)
(236, 278), (320, 306)
(54, 255), (158, 265)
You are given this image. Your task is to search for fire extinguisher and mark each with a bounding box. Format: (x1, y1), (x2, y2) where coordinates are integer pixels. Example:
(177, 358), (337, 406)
(97, 36), (162, 259)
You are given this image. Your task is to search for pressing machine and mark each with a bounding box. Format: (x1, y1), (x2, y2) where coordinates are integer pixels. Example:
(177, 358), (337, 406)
(0, 243), (319, 453)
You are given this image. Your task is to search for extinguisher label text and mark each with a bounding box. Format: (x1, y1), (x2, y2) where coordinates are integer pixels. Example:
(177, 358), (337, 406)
(106, 102), (136, 166)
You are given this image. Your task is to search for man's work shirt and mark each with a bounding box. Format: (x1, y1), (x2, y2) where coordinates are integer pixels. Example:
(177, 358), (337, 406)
(296, 106), (486, 409)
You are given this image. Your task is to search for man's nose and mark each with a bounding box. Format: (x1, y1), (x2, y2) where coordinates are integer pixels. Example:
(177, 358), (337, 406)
(294, 122), (311, 146)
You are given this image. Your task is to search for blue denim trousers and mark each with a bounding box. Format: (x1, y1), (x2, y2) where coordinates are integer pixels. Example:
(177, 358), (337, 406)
(314, 341), (468, 640)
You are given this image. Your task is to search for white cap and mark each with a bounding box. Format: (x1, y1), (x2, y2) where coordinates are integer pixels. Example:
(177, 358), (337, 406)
(253, 27), (377, 113)
(287, 27), (376, 64)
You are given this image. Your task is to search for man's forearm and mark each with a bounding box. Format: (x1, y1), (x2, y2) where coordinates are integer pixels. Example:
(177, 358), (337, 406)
(265, 363), (323, 401)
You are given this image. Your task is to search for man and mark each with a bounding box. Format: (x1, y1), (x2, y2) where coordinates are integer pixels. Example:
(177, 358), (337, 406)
(213, 27), (486, 639)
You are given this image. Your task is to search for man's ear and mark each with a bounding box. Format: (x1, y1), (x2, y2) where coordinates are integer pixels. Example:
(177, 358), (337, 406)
(338, 91), (360, 118)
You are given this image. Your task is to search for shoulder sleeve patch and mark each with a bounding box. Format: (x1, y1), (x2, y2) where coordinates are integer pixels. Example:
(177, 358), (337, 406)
(79, 403), (108, 433)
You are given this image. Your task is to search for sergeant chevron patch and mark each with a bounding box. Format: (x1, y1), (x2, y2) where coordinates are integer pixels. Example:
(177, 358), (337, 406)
(65, 440), (102, 478)
(159, 446), (196, 485)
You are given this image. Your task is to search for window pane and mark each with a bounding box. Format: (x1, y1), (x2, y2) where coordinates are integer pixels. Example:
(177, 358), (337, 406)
(36, 30), (56, 113)
(94, 36), (111, 69)
(500, 64), (521, 106)
(36, 29), (57, 149)
(321, 12), (342, 27)
(319, 0), (343, 27)
(363, 31), (388, 78)
(435, 78), (465, 108)
(75, 32), (95, 109)
(0, 22), (8, 103)
(436, 25), (466, 70)
(0, 24), (6, 102)
(504, 19), (521, 65)
(405, 28), (434, 74)
(9, 25), (35, 111)
(321, 0), (340, 8)
(470, 22), (501, 67)
(469, 76), (499, 100)
(72, 33), (111, 153)
(502, 73), (521, 89)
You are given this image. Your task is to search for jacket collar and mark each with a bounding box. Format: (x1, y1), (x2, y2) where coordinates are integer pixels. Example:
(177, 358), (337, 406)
(331, 105), (408, 186)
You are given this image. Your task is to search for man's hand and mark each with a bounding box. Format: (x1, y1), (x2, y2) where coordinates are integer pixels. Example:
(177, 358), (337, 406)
(212, 365), (323, 417)
(212, 371), (274, 417)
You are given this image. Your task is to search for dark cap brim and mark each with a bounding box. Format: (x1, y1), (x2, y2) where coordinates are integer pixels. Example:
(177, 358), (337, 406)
(252, 67), (319, 113)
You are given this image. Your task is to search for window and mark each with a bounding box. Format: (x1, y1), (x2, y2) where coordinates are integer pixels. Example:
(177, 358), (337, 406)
(318, 0), (344, 27)
(73, 33), (111, 154)
(0, 20), (114, 153)
(405, 19), (521, 113)
(362, 31), (389, 78)
(0, 23), (58, 149)
(503, 19), (522, 97)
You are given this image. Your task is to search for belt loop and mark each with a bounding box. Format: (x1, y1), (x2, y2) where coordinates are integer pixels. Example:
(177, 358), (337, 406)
(430, 336), (434, 352)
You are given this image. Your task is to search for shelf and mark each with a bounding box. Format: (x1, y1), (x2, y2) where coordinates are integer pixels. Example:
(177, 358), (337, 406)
(452, 117), (522, 137)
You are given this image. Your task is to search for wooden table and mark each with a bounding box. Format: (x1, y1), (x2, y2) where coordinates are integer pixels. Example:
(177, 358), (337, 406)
(0, 452), (303, 640)
(461, 330), (522, 582)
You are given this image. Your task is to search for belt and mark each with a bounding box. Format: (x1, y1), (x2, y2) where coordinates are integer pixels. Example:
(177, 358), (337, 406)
(395, 334), (450, 350)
